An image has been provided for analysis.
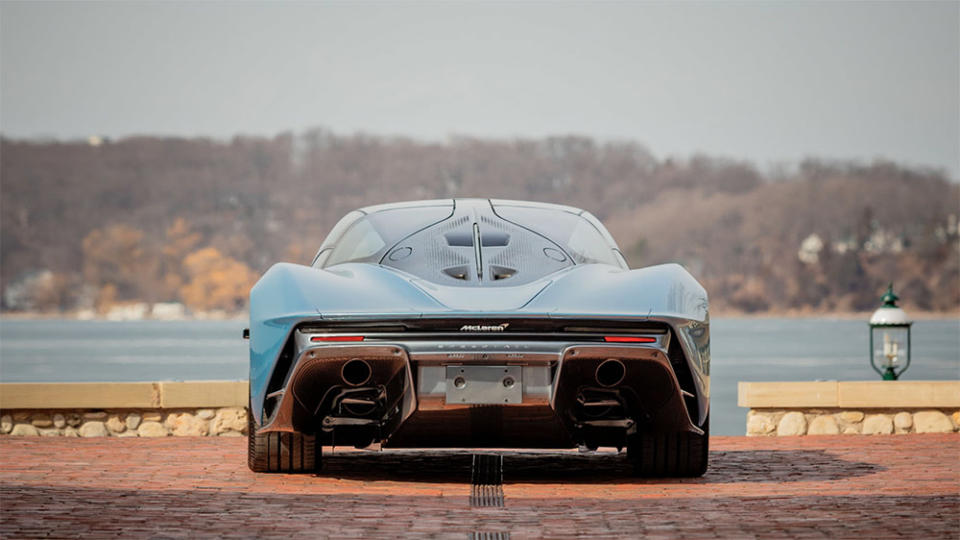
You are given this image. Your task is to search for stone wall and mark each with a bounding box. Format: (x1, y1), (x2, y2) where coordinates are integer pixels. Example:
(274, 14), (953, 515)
(747, 408), (960, 436)
(0, 407), (248, 437)
(740, 381), (960, 436)
(0, 381), (249, 437)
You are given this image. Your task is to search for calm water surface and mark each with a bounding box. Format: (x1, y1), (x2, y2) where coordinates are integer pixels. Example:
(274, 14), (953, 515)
(1, 318), (957, 435)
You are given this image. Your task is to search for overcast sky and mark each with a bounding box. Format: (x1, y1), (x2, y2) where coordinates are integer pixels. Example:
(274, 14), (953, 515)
(2, 1), (958, 178)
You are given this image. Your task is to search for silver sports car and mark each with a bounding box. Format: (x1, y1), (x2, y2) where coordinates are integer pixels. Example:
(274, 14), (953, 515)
(247, 199), (710, 476)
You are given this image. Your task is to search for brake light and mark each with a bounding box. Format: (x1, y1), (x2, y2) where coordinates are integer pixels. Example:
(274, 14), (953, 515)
(310, 335), (365, 342)
(604, 336), (657, 343)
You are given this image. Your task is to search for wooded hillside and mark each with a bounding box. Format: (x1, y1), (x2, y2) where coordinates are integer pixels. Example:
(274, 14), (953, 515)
(1, 131), (956, 315)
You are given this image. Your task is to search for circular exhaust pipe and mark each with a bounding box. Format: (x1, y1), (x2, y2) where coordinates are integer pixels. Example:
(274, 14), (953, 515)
(341, 358), (372, 387)
(595, 358), (626, 387)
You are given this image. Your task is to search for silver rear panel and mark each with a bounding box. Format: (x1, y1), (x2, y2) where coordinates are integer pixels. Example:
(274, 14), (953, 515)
(445, 365), (523, 405)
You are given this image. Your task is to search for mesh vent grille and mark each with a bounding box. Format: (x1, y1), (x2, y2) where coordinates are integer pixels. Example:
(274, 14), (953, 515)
(381, 203), (572, 286)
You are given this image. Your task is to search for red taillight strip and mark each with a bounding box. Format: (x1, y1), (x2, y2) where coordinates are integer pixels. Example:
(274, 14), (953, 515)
(310, 335), (365, 342)
(603, 336), (657, 343)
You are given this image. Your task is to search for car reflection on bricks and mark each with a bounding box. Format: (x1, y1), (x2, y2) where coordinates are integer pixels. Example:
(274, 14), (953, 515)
(246, 199), (710, 476)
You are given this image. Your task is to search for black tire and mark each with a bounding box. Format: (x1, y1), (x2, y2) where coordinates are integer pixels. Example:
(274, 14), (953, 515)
(628, 417), (708, 477)
(247, 410), (321, 473)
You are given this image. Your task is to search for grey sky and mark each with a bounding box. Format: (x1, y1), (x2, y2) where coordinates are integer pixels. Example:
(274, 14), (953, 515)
(2, 1), (958, 178)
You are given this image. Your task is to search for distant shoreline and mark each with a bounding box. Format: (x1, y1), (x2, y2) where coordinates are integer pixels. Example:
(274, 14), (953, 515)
(0, 312), (247, 322)
(1, 310), (956, 322)
(707, 310), (959, 320)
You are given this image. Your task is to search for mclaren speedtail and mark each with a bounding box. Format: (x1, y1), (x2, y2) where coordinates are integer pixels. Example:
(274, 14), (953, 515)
(247, 199), (710, 476)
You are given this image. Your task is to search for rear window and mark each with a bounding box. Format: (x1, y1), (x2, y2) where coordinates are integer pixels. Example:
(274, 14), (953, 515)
(493, 205), (623, 267)
(322, 205), (453, 267)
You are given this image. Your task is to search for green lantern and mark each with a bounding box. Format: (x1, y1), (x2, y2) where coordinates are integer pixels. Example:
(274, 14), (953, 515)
(868, 284), (912, 381)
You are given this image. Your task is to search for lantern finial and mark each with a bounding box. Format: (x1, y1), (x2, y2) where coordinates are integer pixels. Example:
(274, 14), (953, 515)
(880, 283), (899, 308)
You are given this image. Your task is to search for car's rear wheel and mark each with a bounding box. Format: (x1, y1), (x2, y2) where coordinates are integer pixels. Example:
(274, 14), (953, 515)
(627, 417), (708, 477)
(247, 410), (321, 473)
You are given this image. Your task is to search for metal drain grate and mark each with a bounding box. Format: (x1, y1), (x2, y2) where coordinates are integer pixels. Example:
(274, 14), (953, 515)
(468, 532), (510, 540)
(470, 454), (504, 507)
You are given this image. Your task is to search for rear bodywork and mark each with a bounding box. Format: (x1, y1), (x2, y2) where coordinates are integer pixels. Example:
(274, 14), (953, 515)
(248, 199), (709, 451)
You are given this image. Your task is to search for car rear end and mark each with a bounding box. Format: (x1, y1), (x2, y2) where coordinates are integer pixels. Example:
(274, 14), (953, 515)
(256, 316), (706, 453)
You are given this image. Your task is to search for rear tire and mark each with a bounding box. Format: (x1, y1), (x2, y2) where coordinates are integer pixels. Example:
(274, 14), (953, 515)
(628, 416), (708, 477)
(247, 409), (321, 473)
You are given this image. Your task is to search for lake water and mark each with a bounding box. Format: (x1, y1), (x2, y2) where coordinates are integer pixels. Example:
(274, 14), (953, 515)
(1, 318), (957, 436)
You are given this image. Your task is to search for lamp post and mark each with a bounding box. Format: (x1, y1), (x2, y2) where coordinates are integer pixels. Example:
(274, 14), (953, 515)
(869, 284), (912, 380)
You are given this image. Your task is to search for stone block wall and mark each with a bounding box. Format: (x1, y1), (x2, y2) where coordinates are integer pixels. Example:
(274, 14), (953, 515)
(0, 407), (248, 438)
(747, 408), (960, 436)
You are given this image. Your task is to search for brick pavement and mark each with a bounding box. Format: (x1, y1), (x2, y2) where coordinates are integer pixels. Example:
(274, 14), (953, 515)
(0, 435), (957, 538)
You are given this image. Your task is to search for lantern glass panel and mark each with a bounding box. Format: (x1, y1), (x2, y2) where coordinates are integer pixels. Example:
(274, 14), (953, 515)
(872, 326), (908, 369)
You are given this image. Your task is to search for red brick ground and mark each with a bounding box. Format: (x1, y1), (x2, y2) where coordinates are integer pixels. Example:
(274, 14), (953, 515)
(1, 435), (957, 538)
